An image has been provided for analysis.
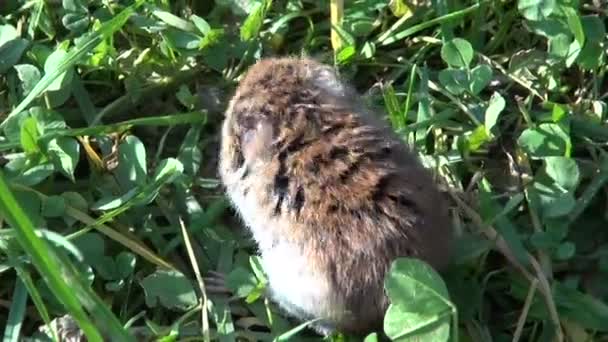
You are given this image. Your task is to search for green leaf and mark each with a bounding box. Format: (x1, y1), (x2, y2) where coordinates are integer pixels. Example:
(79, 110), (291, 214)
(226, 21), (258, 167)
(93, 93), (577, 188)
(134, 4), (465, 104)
(91, 187), (139, 211)
(528, 181), (576, 218)
(554, 282), (608, 331)
(581, 15), (605, 43)
(466, 125), (490, 152)
(551, 103), (567, 122)
(549, 33), (571, 58)
(96, 256), (118, 280)
(47, 137), (80, 182)
(383, 258), (452, 341)
(563, 6), (584, 46)
(0, 24), (19, 46)
(62, 0), (89, 33)
(485, 92), (505, 136)
(364, 333), (379, 342)
(105, 280), (125, 292)
(438, 69), (468, 95)
(440, 38), (473, 68)
(115, 252), (136, 279)
(518, 0), (556, 21)
(60, 191), (87, 227)
(30, 107), (67, 133)
(163, 29), (202, 50)
(152, 9), (196, 32)
(249, 255), (268, 283)
(529, 231), (560, 250)
(13, 64), (41, 96)
(95, 251), (136, 283)
(343, 0), (386, 37)
(451, 232), (493, 264)
(13, 190), (43, 228)
(360, 41), (376, 59)
(469, 64), (493, 95)
(4, 110), (31, 143)
(140, 270), (197, 311)
(527, 18), (569, 38)
(42, 195), (66, 218)
(518, 123), (570, 158)
(554, 242), (575, 260)
(336, 45), (356, 65)
(190, 14), (211, 35)
(332, 21), (356, 48)
(543, 156), (580, 190)
(226, 267), (258, 299)
(62, 0), (87, 13)
(240, 1), (265, 41)
(177, 126), (202, 176)
(73, 233), (106, 265)
(389, 0), (413, 18)
(62, 13), (90, 33)
(199, 28), (224, 50)
(576, 41), (604, 70)
(114, 135), (147, 190)
(176, 85), (197, 109)
(566, 39), (582, 67)
(152, 158), (184, 184)
(20, 117), (40, 155)
(0, 38), (29, 74)
(11, 163), (55, 187)
(44, 48), (75, 92)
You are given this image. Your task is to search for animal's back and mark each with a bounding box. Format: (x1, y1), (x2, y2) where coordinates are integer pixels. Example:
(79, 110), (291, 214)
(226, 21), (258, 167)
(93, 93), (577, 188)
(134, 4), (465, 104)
(219, 57), (452, 335)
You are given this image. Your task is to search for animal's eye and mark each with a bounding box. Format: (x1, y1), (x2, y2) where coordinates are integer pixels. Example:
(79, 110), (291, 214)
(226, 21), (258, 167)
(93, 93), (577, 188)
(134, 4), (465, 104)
(237, 114), (258, 131)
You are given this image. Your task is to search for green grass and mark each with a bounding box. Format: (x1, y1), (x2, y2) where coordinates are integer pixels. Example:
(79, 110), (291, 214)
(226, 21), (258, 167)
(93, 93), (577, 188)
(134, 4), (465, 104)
(1, 0), (608, 341)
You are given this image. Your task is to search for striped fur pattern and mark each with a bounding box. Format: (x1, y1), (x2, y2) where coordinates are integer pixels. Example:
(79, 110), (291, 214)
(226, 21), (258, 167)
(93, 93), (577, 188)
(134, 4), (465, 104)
(218, 57), (452, 335)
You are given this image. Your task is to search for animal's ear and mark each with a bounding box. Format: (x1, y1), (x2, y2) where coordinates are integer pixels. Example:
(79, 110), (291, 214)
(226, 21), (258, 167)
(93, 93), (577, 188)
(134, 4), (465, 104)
(308, 64), (347, 99)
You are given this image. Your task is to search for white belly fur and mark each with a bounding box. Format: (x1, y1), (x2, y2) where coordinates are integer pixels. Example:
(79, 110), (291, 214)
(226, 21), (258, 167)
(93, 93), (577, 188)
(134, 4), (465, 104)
(225, 170), (338, 329)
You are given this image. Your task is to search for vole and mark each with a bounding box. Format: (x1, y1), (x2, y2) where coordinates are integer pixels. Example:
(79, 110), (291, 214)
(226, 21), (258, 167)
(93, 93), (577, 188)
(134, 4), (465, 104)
(218, 57), (452, 336)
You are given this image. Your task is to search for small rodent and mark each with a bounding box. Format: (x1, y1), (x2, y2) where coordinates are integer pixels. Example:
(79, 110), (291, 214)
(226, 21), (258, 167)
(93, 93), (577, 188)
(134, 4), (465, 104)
(218, 57), (452, 336)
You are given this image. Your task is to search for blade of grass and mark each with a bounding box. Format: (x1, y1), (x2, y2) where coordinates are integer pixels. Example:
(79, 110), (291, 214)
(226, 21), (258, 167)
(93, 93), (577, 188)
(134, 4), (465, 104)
(272, 318), (322, 342)
(15, 268), (60, 342)
(90, 69), (201, 125)
(0, 142), (20, 151)
(26, 0), (44, 40)
(0, 170), (104, 341)
(568, 155), (608, 223)
(39, 111), (206, 144)
(10, 183), (176, 270)
(383, 83), (405, 130)
(2, 278), (27, 342)
(65, 204), (176, 270)
(268, 9), (320, 34)
(179, 217), (210, 342)
(403, 63), (418, 125)
(330, 0), (344, 52)
(1, 174), (140, 340)
(431, 0), (454, 40)
(376, 2), (483, 46)
(71, 74), (97, 125)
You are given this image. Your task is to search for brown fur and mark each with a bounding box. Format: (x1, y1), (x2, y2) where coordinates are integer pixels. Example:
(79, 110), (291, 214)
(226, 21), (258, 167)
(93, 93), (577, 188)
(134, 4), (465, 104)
(219, 57), (452, 335)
